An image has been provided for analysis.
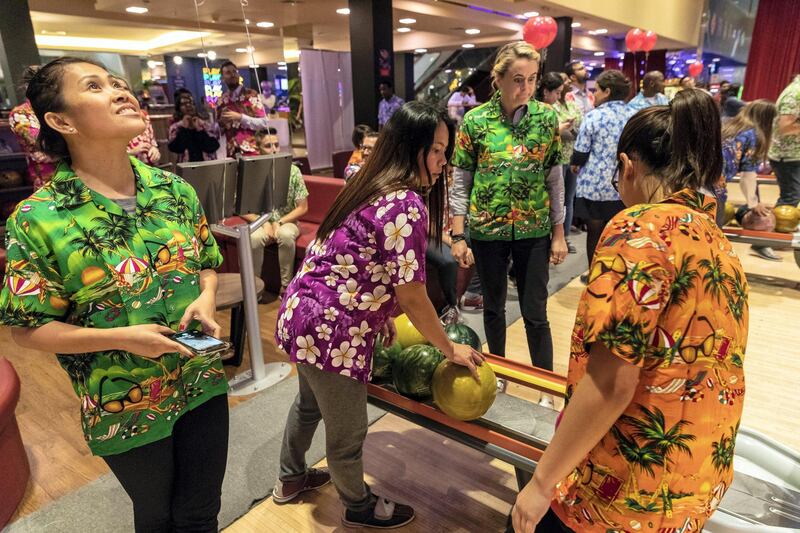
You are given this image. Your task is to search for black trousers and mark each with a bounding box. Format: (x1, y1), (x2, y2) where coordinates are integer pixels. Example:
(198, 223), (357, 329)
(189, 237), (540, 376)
(505, 508), (574, 533)
(103, 393), (229, 533)
(471, 236), (553, 371)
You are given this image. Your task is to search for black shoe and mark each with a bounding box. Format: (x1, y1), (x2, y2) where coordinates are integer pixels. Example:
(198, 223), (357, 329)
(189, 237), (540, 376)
(342, 496), (415, 529)
(580, 273), (589, 285)
(567, 241), (577, 254)
(751, 245), (782, 262)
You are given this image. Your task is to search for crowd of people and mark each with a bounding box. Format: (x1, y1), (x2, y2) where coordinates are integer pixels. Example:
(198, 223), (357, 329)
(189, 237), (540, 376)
(0, 40), (798, 533)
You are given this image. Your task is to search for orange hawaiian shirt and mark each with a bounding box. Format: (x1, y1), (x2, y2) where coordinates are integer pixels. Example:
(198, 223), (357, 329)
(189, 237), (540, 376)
(553, 189), (748, 533)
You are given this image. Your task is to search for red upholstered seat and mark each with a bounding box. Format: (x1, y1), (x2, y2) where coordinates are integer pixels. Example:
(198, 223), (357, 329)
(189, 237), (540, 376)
(0, 357), (30, 527)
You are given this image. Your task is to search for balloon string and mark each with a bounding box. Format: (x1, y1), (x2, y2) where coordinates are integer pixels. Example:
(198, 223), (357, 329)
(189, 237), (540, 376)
(239, 0), (261, 89)
(192, 0), (209, 70)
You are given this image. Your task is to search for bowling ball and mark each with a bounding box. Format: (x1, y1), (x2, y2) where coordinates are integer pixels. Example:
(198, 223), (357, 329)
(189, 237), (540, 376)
(392, 344), (444, 399)
(432, 359), (496, 421)
(742, 209), (775, 232)
(444, 323), (481, 351)
(372, 335), (402, 380)
(722, 202), (736, 226)
(394, 313), (428, 348)
(0, 170), (23, 188)
(773, 205), (800, 233)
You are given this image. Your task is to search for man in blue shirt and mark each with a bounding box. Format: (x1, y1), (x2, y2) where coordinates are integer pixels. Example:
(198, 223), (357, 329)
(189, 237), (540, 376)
(627, 71), (669, 112)
(377, 80), (404, 129)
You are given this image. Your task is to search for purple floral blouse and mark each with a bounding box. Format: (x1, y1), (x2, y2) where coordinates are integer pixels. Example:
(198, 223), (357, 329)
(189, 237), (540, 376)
(276, 190), (428, 383)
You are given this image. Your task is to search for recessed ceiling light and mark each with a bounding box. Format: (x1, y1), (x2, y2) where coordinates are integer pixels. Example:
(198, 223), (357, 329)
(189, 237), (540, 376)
(462, 43), (475, 48)
(207, 50), (217, 60)
(571, 22), (581, 28)
(147, 60), (157, 69)
(173, 56), (183, 65)
(197, 52), (207, 58)
(278, 61), (287, 66)
(235, 48), (248, 53)
(249, 64), (260, 68)
(465, 28), (480, 35)
(244, 19), (250, 25)
(399, 18), (416, 24)
(594, 28), (608, 34)
(593, 51), (604, 56)
(126, 6), (148, 14)
(414, 48), (428, 53)
(256, 21), (274, 28)
(397, 27), (411, 33)
(336, 8), (350, 15)
(712, 57), (721, 62)
(278, 66), (287, 70)
(523, 11), (539, 18)
(40, 30), (67, 36)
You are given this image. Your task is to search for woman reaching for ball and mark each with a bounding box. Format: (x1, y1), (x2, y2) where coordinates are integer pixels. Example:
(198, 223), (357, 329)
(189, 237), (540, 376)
(274, 101), (484, 529)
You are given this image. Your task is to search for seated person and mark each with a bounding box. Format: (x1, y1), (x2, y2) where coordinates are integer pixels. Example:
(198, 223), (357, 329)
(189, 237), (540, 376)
(246, 128), (309, 294)
(348, 124), (374, 166)
(344, 131), (378, 180)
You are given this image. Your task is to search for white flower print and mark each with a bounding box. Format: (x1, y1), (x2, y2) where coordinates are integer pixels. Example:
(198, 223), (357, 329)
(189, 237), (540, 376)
(407, 206), (421, 222)
(359, 285), (391, 311)
(339, 368), (352, 377)
(369, 263), (392, 284)
(284, 293), (300, 320)
(348, 320), (373, 347)
(385, 261), (398, 281)
(298, 260), (316, 278)
(368, 232), (377, 245)
(325, 273), (339, 287)
(331, 254), (357, 278)
(356, 354), (367, 369)
(365, 261), (378, 274)
(296, 335), (320, 363)
(383, 213), (412, 253)
(331, 341), (356, 368)
(376, 202), (395, 219)
(315, 323), (332, 341)
(337, 279), (360, 310)
(324, 306), (340, 321)
(386, 190), (407, 201)
(358, 245), (377, 260)
(397, 249), (420, 283)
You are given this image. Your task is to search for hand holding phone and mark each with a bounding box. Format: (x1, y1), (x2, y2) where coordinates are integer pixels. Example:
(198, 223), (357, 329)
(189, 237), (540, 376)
(171, 330), (230, 356)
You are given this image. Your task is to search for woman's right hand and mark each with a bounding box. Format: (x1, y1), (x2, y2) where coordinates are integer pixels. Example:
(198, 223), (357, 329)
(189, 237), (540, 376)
(451, 240), (474, 268)
(117, 324), (193, 358)
(446, 342), (485, 381)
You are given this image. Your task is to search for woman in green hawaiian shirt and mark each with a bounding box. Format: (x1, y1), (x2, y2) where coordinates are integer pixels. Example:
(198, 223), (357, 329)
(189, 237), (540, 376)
(0, 57), (228, 532)
(450, 42), (567, 391)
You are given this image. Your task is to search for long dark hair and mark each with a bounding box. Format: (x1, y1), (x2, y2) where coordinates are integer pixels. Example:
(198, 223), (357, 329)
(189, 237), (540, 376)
(721, 99), (776, 162)
(317, 101), (454, 247)
(618, 88), (723, 195)
(536, 72), (565, 102)
(26, 56), (107, 160)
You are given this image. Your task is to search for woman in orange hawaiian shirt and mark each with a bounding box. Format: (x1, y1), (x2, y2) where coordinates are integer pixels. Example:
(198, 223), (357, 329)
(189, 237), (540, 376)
(512, 89), (748, 533)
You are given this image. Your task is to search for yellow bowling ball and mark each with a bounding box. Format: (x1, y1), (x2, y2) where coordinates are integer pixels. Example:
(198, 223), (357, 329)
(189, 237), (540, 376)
(394, 313), (428, 348)
(722, 202), (736, 226)
(774, 205), (800, 233)
(432, 360), (497, 421)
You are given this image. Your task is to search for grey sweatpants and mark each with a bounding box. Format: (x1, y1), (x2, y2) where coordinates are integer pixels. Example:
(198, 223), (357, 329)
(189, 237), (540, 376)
(278, 363), (373, 512)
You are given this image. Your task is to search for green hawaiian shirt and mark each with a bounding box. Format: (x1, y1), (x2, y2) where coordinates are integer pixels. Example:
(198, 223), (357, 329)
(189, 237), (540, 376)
(451, 92), (561, 241)
(268, 164), (308, 222)
(553, 99), (583, 164)
(769, 75), (800, 161)
(0, 156), (226, 456)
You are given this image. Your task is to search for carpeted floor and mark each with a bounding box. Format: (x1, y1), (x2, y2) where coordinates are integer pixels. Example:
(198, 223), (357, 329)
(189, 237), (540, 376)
(5, 376), (385, 533)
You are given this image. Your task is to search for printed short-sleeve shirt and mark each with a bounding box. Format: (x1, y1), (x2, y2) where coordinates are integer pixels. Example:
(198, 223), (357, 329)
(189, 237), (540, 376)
(574, 100), (634, 202)
(553, 99), (583, 164)
(268, 164), (308, 221)
(552, 189), (749, 533)
(378, 95), (405, 127)
(769, 75), (800, 161)
(0, 156), (226, 456)
(450, 92), (562, 241)
(8, 100), (57, 189)
(276, 190), (427, 383)
(218, 85), (267, 157)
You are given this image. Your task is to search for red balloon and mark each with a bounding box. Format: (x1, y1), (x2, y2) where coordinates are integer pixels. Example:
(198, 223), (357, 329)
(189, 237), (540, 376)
(522, 16), (558, 49)
(641, 30), (658, 52)
(625, 28), (645, 52)
(688, 62), (704, 77)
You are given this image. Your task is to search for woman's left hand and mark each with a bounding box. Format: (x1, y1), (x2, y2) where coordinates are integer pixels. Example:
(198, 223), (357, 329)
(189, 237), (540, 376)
(179, 290), (221, 337)
(511, 477), (553, 532)
(550, 236), (568, 265)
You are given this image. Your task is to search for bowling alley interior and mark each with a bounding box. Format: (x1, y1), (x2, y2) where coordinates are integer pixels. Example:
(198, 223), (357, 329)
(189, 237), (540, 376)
(1, 0), (799, 532)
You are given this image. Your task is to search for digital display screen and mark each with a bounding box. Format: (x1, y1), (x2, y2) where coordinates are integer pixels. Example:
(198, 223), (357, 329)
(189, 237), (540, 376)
(173, 331), (227, 352)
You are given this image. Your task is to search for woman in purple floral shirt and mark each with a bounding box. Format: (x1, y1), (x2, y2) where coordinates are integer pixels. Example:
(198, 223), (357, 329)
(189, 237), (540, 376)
(273, 102), (484, 529)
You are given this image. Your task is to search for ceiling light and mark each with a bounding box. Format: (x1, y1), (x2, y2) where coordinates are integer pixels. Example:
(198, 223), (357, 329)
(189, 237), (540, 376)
(465, 28), (480, 35)
(244, 19), (250, 25)
(594, 28), (608, 34)
(462, 43), (475, 48)
(523, 11), (539, 18)
(147, 60), (157, 69)
(278, 61), (287, 66)
(278, 66), (287, 70)
(40, 30), (67, 36)
(197, 52), (207, 58)
(571, 22), (581, 28)
(256, 21), (274, 28)
(445, 69), (452, 73)
(125, 6), (148, 14)
(397, 27), (411, 33)
(249, 64), (260, 68)
(235, 48), (248, 53)
(593, 51), (604, 56)
(336, 8), (350, 15)
(35, 31), (210, 53)
(414, 48), (428, 53)
(399, 18), (416, 24)
(173, 56), (183, 65)
(206, 50), (217, 60)
(713, 57), (721, 62)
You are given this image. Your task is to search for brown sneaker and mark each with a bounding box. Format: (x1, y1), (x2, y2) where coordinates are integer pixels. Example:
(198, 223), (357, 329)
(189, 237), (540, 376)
(272, 467), (331, 503)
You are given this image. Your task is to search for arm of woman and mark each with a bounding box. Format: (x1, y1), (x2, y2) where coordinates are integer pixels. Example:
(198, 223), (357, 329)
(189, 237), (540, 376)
(512, 343), (640, 532)
(178, 269), (221, 337)
(545, 165), (567, 264)
(738, 171), (769, 214)
(449, 168), (475, 268)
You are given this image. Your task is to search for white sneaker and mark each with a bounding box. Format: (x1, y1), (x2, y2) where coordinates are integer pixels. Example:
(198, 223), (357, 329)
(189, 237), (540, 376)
(538, 395), (554, 409)
(496, 378), (507, 393)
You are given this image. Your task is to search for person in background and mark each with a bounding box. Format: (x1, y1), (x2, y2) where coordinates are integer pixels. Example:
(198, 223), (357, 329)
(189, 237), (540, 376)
(557, 72), (586, 239)
(247, 127), (308, 295)
(1, 57), (227, 532)
(260, 80), (276, 112)
(679, 75), (696, 90)
(9, 65), (57, 189)
(116, 77), (161, 165)
(721, 84), (745, 120)
(344, 131), (378, 181)
(717, 79), (732, 109)
(627, 70), (669, 112)
(571, 70), (634, 283)
(168, 92), (220, 163)
(564, 60), (594, 114)
(768, 74), (800, 208)
(512, 89), (748, 533)
(450, 42), (566, 400)
(718, 99), (778, 260)
(218, 60), (270, 156)
(274, 102), (482, 529)
(348, 124), (374, 166)
(539, 72), (580, 254)
(377, 80), (404, 129)
(447, 85), (477, 125)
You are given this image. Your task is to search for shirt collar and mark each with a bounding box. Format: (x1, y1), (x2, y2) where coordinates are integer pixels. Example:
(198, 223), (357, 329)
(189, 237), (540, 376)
(662, 188), (718, 218)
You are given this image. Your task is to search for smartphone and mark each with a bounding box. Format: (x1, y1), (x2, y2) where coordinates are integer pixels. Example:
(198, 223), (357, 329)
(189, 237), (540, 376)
(172, 331), (230, 356)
